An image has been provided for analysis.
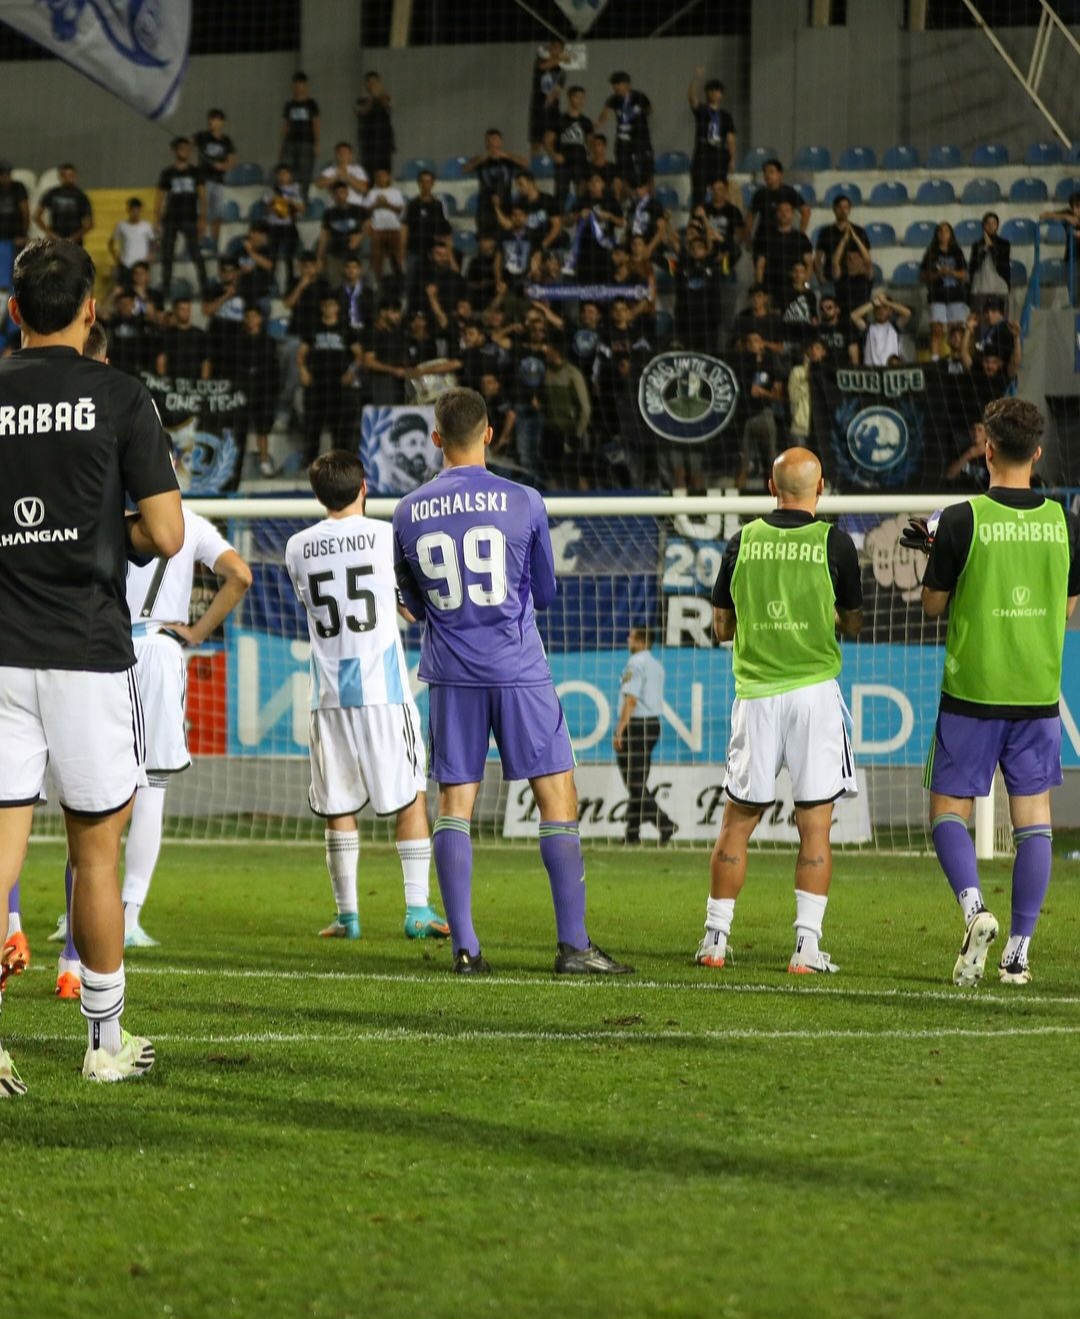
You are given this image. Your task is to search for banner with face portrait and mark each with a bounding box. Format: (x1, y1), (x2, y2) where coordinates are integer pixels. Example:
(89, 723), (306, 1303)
(139, 371), (246, 495)
(360, 404), (441, 495)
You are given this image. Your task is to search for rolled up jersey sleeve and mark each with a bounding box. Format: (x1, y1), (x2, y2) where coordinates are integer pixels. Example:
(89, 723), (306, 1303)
(114, 377), (179, 502)
(710, 533), (741, 610)
(529, 490), (557, 610)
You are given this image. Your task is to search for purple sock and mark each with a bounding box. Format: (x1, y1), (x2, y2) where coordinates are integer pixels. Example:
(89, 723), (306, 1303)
(1011, 826), (1052, 938)
(7, 879), (19, 917)
(539, 821), (588, 949)
(932, 814), (981, 904)
(62, 860), (79, 961)
(432, 818), (479, 956)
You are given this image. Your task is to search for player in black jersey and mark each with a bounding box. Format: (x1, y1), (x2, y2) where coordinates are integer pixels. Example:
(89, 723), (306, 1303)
(0, 240), (183, 1094)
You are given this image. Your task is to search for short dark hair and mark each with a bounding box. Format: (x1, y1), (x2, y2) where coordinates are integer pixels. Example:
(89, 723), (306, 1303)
(84, 322), (108, 362)
(764, 157), (783, 172)
(983, 397), (1043, 463)
(127, 196), (143, 208)
(630, 625), (654, 647)
(293, 70), (308, 81)
(418, 168), (435, 181)
(982, 210), (1000, 226)
(309, 450), (365, 510)
(13, 239), (95, 335)
(568, 84), (584, 96)
(364, 70), (379, 79)
(516, 170), (535, 183)
(610, 70), (630, 84)
(335, 140), (351, 151)
(132, 260), (149, 272)
(748, 282), (768, 296)
(332, 179), (349, 190)
(59, 162), (76, 172)
(705, 79), (724, 93)
(171, 136), (190, 149)
(208, 107), (225, 119)
(434, 387), (488, 449)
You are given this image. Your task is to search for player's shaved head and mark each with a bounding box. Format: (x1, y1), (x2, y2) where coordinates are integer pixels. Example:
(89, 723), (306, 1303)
(434, 387), (489, 450)
(772, 447), (822, 497)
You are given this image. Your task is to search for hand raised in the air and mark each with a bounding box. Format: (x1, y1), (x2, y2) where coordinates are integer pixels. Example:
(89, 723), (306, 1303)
(899, 517), (935, 555)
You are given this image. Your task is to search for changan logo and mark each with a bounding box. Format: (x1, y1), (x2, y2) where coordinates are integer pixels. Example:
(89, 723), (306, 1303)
(13, 497), (44, 529)
(767, 600), (788, 620)
(1012, 585), (1031, 607)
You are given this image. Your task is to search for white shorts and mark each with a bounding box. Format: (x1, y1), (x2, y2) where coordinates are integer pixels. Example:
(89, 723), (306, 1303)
(0, 666), (147, 816)
(929, 301), (969, 324)
(134, 635), (190, 774)
(308, 702), (426, 818)
(723, 678), (857, 809)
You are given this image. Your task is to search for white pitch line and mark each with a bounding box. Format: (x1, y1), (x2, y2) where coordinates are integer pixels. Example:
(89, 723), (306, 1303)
(7, 1024), (1080, 1047)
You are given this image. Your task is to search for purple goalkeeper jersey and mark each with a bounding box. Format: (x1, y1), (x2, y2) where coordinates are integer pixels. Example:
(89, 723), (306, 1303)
(392, 464), (557, 687)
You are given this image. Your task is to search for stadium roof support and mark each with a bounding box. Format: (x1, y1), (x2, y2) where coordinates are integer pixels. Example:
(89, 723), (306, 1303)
(959, 0), (1078, 147)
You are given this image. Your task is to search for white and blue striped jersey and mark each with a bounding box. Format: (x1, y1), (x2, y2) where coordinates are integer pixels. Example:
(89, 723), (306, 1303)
(285, 514), (411, 710)
(126, 508), (232, 636)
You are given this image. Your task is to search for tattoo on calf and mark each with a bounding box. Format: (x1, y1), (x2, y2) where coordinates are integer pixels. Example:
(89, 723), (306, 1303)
(797, 854), (825, 868)
(716, 849), (740, 865)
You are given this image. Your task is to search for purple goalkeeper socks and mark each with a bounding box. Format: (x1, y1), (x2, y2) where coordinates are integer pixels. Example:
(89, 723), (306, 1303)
(432, 818), (480, 956)
(7, 879), (18, 917)
(63, 860), (79, 961)
(931, 814), (981, 905)
(1011, 826), (1052, 938)
(539, 821), (589, 949)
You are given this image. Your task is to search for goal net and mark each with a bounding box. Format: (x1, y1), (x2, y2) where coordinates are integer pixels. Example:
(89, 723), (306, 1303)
(30, 493), (1013, 855)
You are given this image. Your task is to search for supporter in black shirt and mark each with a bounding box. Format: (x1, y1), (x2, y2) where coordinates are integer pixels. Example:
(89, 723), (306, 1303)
(0, 161), (29, 248)
(733, 285), (784, 353)
(193, 108), (237, 246)
(749, 159), (810, 238)
(816, 295), (859, 366)
(236, 223), (275, 303)
(337, 256), (376, 340)
(466, 235), (499, 310)
(752, 200), (812, 314)
(568, 301), (603, 389)
(675, 235), (721, 351)
(298, 296), (363, 462)
(687, 71), (736, 203)
(625, 179), (669, 259)
(202, 257), (248, 377)
(280, 71), (320, 198)
(509, 171), (561, 250)
(283, 251), (332, 342)
(529, 38), (567, 153)
(701, 179), (744, 272)
(364, 300), (408, 405)
(34, 163), (92, 245)
(156, 137), (208, 300)
(813, 195), (871, 286)
(317, 179), (365, 288)
(565, 173), (623, 283)
(494, 204), (540, 293)
(155, 297), (210, 380)
(411, 239), (467, 320)
(479, 370), (517, 465)
(237, 305), (281, 477)
(585, 134), (621, 199)
(545, 87), (593, 207)
(598, 71), (654, 188)
(104, 289), (149, 377)
(262, 163), (304, 291)
(734, 330), (784, 487)
(464, 129), (529, 237)
(354, 71), (395, 179)
(402, 170), (452, 272)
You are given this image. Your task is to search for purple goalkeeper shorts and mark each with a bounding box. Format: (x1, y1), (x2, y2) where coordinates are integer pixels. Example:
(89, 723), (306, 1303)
(925, 710), (1063, 798)
(427, 683), (576, 785)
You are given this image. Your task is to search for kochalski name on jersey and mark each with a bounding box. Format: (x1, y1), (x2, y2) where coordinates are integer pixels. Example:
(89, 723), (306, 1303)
(408, 490), (510, 522)
(0, 398), (96, 435)
(300, 531), (377, 559)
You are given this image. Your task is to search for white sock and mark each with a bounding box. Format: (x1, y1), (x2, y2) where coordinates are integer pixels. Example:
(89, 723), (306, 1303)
(794, 889), (828, 959)
(6, 911), (21, 937)
(1002, 934), (1030, 967)
(397, 839), (432, 909)
(80, 964), (125, 1054)
(124, 902), (142, 934)
(705, 897), (735, 935)
(325, 830), (359, 915)
(121, 781), (167, 911)
(958, 887), (985, 924)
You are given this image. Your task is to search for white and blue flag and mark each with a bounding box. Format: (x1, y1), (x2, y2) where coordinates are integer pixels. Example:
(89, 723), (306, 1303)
(0, 1), (191, 119)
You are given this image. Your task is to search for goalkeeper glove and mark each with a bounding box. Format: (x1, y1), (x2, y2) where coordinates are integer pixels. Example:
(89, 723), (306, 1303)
(900, 517), (935, 555)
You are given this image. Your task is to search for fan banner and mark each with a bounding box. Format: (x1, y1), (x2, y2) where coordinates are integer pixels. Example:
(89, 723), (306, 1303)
(360, 404), (440, 495)
(0, 0), (192, 119)
(551, 1), (609, 36)
(138, 371), (245, 495)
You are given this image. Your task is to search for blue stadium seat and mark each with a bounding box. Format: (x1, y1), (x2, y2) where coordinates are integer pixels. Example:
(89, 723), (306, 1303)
(168, 276), (194, 300)
(247, 199), (268, 222)
(199, 236), (216, 254)
(268, 316), (290, 341)
(961, 177), (1001, 205)
(741, 146), (778, 174)
(1009, 177), (1049, 203)
(1025, 141), (1063, 166)
(304, 198), (325, 220)
(1001, 217), (1036, 245)
(865, 221), (896, 246)
(870, 262), (883, 285)
(890, 260), (922, 287)
(955, 218), (984, 246)
(970, 143), (1009, 167)
(441, 155), (470, 181)
(883, 144), (920, 170)
(531, 154), (555, 179)
(927, 144), (964, 170)
(455, 231), (478, 258)
(1038, 256), (1066, 284)
(225, 235), (246, 258)
(439, 192), (457, 217)
(869, 180), (909, 207)
(914, 178), (956, 206)
(1068, 142), (1080, 165)
(795, 181), (816, 204)
(793, 145), (831, 171)
(221, 199), (241, 223)
(904, 220), (937, 247)
(463, 191), (479, 217)
(656, 185), (680, 211)
(402, 156), (438, 181)
(1040, 219), (1067, 243)
(656, 150), (691, 175)
(1054, 176), (1080, 201)
(823, 181), (862, 207)
(225, 162), (264, 186)
(838, 145), (877, 171)
(1010, 259), (1028, 286)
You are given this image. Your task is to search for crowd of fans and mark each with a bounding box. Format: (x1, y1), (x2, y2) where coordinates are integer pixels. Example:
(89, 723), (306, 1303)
(1, 47), (1074, 491)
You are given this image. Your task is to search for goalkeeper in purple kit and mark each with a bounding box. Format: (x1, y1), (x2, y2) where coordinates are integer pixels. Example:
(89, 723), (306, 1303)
(392, 387), (633, 976)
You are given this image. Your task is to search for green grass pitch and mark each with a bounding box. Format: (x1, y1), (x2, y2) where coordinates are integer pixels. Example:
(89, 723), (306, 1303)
(3, 840), (1079, 1319)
